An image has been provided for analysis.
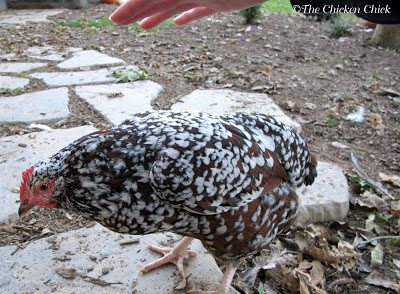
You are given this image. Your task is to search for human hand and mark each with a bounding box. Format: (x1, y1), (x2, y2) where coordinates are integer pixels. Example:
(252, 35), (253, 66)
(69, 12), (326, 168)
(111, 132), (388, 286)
(110, 0), (266, 29)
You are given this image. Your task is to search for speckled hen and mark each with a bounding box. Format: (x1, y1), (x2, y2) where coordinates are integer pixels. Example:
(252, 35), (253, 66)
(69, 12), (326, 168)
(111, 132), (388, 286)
(19, 111), (317, 293)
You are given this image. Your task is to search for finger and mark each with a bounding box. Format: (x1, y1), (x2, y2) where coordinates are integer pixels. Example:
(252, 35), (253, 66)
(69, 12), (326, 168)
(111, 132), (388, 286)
(113, 0), (192, 26)
(139, 4), (198, 30)
(174, 7), (215, 25)
(110, 0), (151, 25)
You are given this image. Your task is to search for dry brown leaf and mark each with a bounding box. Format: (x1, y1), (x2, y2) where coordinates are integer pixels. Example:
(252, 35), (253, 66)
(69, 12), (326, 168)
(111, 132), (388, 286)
(390, 201), (400, 217)
(298, 275), (311, 294)
(263, 256), (300, 293)
(366, 271), (400, 292)
(370, 243), (384, 268)
(356, 191), (388, 211)
(298, 260), (313, 271)
(366, 113), (385, 130)
(55, 266), (76, 279)
(379, 172), (400, 188)
(295, 269), (327, 294)
(0, 224), (16, 233)
(295, 231), (361, 271)
(40, 228), (52, 237)
(310, 260), (325, 287)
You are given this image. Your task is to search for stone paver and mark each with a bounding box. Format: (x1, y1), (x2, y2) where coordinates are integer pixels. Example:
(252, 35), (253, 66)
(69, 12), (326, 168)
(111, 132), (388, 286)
(0, 226), (237, 293)
(0, 126), (97, 223)
(0, 75), (29, 89)
(25, 46), (65, 62)
(0, 9), (64, 25)
(171, 89), (349, 225)
(30, 67), (120, 87)
(0, 62), (48, 73)
(295, 162), (349, 227)
(75, 81), (163, 125)
(0, 87), (69, 124)
(172, 89), (301, 131)
(57, 50), (125, 69)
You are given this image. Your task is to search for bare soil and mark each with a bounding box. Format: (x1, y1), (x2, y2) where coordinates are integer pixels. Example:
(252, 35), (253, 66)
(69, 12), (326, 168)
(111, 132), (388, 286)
(0, 4), (399, 293)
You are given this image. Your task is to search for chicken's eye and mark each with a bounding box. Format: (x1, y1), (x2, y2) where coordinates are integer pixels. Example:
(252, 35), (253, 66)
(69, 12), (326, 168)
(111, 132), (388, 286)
(40, 184), (48, 191)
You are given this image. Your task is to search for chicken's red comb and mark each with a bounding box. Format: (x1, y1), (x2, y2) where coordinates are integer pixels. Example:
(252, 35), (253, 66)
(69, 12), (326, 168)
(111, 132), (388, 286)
(20, 167), (33, 202)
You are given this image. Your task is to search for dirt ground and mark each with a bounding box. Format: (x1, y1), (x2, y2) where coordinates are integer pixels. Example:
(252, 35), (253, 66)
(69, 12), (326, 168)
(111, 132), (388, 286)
(0, 4), (399, 294)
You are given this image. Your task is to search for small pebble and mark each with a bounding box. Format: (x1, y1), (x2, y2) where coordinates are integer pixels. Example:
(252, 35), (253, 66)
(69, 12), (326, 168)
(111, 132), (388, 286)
(102, 266), (113, 275)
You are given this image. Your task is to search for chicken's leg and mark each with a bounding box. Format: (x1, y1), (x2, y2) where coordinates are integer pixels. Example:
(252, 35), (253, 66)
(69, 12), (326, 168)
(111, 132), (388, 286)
(140, 236), (195, 289)
(187, 263), (237, 294)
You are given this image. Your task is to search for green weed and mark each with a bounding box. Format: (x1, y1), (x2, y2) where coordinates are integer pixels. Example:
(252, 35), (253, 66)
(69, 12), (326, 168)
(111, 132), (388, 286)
(112, 68), (148, 83)
(0, 87), (24, 96)
(326, 14), (352, 38)
(325, 117), (338, 127)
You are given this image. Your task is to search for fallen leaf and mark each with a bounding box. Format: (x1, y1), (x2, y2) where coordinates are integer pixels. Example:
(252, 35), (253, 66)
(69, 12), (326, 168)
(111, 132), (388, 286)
(356, 191), (388, 211)
(366, 113), (385, 130)
(390, 201), (400, 217)
(370, 243), (384, 268)
(379, 172), (400, 188)
(366, 271), (400, 292)
(55, 266), (76, 279)
(0, 224), (16, 233)
(309, 260), (324, 286)
(282, 100), (299, 112)
(40, 228), (52, 237)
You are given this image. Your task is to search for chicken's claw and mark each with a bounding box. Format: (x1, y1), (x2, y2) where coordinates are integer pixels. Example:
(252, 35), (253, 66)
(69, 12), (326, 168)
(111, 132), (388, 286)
(139, 237), (195, 289)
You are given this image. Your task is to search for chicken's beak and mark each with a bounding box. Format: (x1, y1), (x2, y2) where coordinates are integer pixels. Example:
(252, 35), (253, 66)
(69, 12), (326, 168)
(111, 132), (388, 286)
(18, 201), (34, 218)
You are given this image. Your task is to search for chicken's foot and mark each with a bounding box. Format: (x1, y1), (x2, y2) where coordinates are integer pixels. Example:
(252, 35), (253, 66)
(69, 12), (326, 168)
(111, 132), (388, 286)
(187, 262), (237, 294)
(140, 236), (195, 289)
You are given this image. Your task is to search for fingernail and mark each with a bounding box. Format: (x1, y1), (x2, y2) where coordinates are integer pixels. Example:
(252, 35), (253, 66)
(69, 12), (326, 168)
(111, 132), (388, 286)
(109, 13), (118, 24)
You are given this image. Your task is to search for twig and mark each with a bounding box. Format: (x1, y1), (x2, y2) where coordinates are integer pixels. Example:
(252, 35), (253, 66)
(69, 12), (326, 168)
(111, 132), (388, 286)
(354, 235), (400, 248)
(350, 153), (394, 199)
(119, 239), (140, 246)
(80, 274), (123, 286)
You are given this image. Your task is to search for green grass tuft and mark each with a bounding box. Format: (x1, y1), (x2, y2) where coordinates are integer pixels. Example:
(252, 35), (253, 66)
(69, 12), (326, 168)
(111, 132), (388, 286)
(261, 0), (293, 13)
(325, 117), (338, 127)
(58, 17), (177, 32)
(326, 14), (352, 38)
(58, 17), (115, 28)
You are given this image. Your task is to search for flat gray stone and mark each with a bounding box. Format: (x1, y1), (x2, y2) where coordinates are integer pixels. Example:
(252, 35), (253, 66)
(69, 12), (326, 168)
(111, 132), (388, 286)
(0, 126), (97, 224)
(0, 75), (29, 89)
(25, 46), (65, 62)
(0, 87), (69, 124)
(0, 9), (64, 25)
(0, 225), (238, 293)
(172, 89), (300, 131)
(295, 162), (350, 227)
(75, 81), (163, 126)
(30, 67), (120, 87)
(0, 62), (48, 73)
(57, 50), (125, 69)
